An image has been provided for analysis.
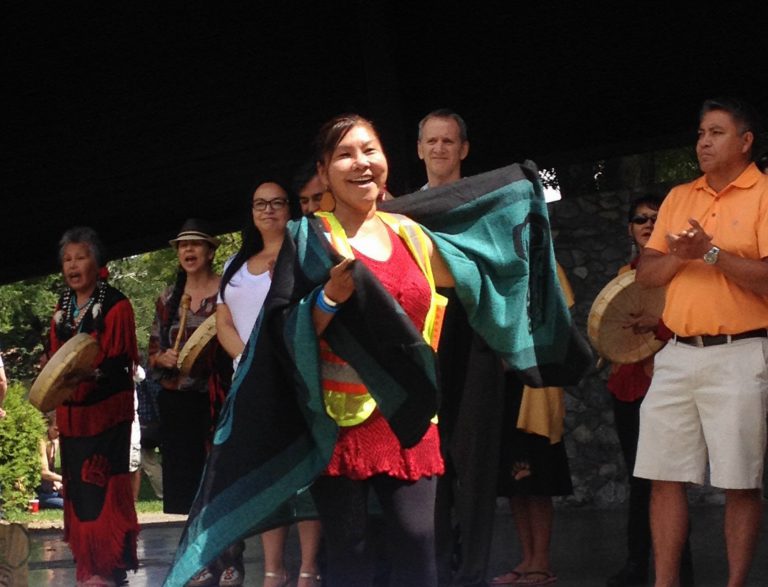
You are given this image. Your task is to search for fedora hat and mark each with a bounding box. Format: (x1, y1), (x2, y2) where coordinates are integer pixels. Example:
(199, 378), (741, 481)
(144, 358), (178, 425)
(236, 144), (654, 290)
(169, 218), (221, 248)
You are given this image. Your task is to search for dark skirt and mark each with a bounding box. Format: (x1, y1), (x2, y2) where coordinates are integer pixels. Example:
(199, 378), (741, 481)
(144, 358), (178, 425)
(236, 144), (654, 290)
(158, 388), (212, 514)
(497, 375), (573, 497)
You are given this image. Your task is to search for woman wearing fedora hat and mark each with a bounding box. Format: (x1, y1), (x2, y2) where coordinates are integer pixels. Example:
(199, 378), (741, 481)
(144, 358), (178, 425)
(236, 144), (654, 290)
(147, 218), (224, 517)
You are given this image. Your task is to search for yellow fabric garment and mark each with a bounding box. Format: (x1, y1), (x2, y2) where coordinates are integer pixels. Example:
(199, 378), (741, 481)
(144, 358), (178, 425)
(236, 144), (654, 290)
(516, 264), (573, 443)
(315, 211), (446, 426)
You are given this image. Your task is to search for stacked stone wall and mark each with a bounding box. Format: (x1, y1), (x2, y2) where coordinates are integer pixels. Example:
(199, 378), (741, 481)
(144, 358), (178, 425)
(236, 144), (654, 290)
(549, 187), (723, 508)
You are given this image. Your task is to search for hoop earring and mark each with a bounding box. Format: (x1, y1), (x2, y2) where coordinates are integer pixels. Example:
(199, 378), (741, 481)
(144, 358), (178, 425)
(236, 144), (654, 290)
(320, 190), (335, 212)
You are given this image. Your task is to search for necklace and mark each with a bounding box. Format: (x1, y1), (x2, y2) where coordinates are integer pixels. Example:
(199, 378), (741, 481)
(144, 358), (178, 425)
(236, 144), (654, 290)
(59, 281), (107, 334)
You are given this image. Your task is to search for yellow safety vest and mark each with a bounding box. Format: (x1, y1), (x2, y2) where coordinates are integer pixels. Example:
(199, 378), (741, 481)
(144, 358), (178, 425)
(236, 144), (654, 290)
(315, 211), (447, 427)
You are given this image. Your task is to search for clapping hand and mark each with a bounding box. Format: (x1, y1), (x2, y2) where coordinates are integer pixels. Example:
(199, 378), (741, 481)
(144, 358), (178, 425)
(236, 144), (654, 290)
(666, 218), (712, 259)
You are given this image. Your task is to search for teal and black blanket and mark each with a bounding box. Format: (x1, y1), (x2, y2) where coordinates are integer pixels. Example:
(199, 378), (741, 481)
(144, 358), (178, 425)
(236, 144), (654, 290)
(163, 162), (592, 586)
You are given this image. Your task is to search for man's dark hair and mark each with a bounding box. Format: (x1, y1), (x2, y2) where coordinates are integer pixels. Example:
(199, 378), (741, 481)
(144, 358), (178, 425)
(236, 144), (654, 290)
(627, 195), (663, 224)
(418, 109), (468, 143)
(291, 159), (318, 197)
(700, 97), (765, 163)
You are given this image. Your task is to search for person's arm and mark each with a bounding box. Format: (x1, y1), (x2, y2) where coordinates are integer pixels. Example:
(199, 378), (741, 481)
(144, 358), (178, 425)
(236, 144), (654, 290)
(216, 303), (245, 360)
(0, 364), (6, 420)
(313, 258), (355, 336)
(425, 237), (455, 288)
(638, 218), (768, 294)
(710, 250), (768, 295)
(636, 248), (686, 287)
(0, 365), (7, 404)
(39, 439), (63, 484)
(147, 297), (179, 371)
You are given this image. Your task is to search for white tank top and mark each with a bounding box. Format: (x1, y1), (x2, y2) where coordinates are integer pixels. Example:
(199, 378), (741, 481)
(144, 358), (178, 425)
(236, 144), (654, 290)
(217, 257), (271, 344)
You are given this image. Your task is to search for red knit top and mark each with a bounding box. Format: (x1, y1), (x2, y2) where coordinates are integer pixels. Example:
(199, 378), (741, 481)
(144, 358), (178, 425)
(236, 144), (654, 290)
(323, 225), (444, 480)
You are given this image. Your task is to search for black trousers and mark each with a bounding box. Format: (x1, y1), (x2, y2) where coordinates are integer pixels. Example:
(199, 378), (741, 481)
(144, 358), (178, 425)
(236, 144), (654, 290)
(434, 296), (506, 586)
(311, 474), (438, 587)
(612, 396), (652, 565)
(157, 388), (210, 514)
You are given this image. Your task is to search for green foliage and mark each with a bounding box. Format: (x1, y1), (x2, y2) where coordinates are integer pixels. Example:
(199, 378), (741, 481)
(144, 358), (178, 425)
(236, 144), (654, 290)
(653, 146), (699, 183)
(0, 383), (45, 513)
(108, 247), (178, 356)
(213, 231), (242, 274)
(0, 275), (61, 381)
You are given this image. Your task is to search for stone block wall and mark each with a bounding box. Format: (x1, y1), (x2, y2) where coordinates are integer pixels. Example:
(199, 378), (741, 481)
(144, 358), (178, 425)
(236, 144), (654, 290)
(548, 188), (723, 508)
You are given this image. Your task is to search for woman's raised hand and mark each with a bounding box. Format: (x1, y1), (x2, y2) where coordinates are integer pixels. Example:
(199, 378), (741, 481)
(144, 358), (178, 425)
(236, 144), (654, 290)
(324, 258), (356, 304)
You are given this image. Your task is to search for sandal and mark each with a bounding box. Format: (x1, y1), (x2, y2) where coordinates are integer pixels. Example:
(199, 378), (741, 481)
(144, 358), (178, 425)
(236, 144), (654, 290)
(490, 570), (523, 585)
(517, 570), (558, 585)
(219, 565), (244, 587)
(186, 567), (218, 587)
(263, 570), (290, 587)
(297, 571), (323, 586)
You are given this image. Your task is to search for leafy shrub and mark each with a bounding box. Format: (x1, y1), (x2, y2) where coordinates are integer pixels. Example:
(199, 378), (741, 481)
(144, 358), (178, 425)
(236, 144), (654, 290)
(0, 382), (45, 513)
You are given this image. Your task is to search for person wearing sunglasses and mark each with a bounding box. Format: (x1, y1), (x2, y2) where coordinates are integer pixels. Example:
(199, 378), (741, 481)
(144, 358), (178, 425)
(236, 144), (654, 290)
(604, 196), (695, 587)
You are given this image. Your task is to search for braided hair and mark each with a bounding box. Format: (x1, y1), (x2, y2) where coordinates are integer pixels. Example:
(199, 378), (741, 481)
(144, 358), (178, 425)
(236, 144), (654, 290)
(160, 268), (188, 348)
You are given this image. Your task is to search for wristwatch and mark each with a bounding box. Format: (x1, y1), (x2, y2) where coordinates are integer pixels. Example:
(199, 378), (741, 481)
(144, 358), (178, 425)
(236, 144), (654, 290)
(703, 245), (720, 265)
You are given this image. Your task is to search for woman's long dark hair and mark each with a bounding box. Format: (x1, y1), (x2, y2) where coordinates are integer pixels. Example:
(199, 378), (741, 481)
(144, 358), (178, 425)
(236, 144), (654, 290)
(219, 181), (300, 302)
(160, 268), (187, 347)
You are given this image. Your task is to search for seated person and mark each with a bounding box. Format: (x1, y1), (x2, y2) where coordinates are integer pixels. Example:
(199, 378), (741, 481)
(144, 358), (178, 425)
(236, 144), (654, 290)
(37, 411), (64, 509)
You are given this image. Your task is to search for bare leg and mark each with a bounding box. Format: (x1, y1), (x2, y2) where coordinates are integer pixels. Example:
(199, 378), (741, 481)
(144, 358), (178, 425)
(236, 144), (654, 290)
(650, 481), (688, 587)
(262, 526), (289, 586)
(297, 520), (323, 585)
(509, 496), (534, 572)
(525, 496), (553, 572)
(724, 488), (763, 587)
(131, 470), (141, 501)
(140, 447), (163, 499)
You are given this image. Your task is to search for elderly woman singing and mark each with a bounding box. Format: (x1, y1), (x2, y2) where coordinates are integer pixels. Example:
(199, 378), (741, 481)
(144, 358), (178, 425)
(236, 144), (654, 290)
(51, 226), (139, 587)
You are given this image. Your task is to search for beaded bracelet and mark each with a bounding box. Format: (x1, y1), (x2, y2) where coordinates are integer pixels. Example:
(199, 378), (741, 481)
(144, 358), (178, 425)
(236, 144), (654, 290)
(316, 289), (340, 314)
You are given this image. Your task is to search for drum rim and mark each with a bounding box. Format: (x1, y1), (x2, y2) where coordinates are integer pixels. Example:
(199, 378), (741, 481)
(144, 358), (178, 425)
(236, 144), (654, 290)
(29, 333), (99, 412)
(177, 314), (217, 376)
(587, 269), (665, 364)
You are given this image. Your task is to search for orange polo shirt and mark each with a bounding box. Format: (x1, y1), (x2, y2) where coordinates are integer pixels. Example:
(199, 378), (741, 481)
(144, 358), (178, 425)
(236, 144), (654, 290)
(646, 163), (768, 336)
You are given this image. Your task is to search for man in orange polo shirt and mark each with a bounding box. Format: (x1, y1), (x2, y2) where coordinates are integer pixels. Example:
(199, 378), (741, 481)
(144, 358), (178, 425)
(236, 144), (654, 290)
(635, 98), (768, 587)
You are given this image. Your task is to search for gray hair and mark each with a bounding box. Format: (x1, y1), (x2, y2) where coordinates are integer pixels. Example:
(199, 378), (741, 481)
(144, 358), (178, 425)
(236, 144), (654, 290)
(58, 226), (106, 267)
(417, 109), (468, 143)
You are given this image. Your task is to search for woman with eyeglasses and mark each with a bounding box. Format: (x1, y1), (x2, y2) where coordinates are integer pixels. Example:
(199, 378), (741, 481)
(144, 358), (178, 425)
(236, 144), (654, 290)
(605, 196), (694, 587)
(211, 182), (322, 587)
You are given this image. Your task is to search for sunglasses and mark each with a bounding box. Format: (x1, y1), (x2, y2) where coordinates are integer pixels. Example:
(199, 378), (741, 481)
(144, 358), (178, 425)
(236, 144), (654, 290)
(630, 214), (657, 225)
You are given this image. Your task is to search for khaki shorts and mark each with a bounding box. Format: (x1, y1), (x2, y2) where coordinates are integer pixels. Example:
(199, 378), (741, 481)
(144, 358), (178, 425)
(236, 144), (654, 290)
(634, 337), (768, 489)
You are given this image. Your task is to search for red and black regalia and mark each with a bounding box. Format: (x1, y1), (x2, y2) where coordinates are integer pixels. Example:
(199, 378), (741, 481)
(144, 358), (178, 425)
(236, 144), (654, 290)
(51, 279), (139, 582)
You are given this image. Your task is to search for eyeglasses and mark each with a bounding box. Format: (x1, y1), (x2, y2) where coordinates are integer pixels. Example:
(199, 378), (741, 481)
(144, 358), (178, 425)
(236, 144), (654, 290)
(630, 214), (657, 225)
(252, 198), (288, 211)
